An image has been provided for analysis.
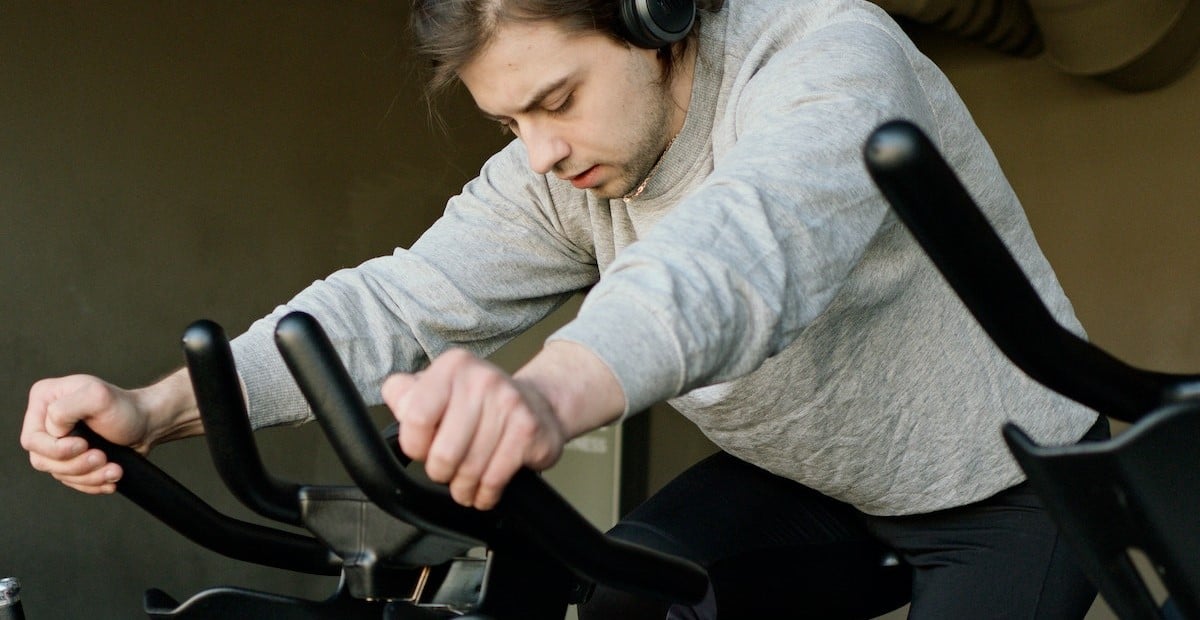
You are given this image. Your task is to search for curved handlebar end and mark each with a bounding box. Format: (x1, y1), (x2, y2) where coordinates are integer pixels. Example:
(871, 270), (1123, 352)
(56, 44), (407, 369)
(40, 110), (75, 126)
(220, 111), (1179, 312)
(273, 311), (492, 544)
(182, 319), (305, 526)
(863, 119), (1191, 422)
(863, 120), (922, 174)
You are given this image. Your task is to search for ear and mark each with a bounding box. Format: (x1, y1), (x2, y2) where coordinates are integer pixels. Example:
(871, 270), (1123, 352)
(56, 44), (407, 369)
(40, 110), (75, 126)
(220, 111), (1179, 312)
(617, 0), (696, 49)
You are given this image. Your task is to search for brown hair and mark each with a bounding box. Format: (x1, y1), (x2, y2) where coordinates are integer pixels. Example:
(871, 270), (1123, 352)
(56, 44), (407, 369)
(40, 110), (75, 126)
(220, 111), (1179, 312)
(410, 0), (720, 100)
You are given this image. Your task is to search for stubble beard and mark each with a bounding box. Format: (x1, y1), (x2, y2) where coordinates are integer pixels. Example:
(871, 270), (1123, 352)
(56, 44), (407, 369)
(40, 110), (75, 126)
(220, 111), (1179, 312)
(588, 89), (675, 200)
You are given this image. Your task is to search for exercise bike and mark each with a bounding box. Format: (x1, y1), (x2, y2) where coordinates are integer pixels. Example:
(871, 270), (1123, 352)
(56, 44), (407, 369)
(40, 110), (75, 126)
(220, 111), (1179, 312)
(52, 312), (708, 619)
(864, 119), (1200, 620)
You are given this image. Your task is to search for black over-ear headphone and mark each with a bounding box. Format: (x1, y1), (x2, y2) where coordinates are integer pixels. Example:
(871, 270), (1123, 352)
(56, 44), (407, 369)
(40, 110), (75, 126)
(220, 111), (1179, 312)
(618, 0), (697, 49)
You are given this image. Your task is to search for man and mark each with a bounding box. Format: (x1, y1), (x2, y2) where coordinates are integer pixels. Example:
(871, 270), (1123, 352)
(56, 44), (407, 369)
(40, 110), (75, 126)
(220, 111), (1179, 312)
(23, 0), (1104, 617)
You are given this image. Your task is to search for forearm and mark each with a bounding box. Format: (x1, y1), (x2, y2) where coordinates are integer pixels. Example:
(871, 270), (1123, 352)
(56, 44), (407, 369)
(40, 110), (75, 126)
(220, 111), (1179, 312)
(133, 367), (206, 447)
(513, 340), (625, 440)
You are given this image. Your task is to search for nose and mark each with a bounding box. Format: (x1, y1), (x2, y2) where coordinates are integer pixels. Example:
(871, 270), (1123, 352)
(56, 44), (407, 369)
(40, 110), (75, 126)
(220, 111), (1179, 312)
(521, 121), (570, 175)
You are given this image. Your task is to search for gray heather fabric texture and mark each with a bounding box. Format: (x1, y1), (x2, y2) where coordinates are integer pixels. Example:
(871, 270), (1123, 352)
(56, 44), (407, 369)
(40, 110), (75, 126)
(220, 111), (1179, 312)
(230, 0), (1097, 515)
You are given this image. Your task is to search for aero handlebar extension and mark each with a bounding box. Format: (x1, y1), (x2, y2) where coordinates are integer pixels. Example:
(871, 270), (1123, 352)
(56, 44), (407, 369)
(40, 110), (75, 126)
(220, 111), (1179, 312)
(862, 119), (1200, 423)
(73, 312), (708, 609)
(272, 310), (709, 606)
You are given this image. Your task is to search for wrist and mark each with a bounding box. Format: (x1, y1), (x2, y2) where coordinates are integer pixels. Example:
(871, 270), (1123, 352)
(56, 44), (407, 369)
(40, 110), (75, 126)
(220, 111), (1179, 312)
(514, 341), (624, 439)
(133, 368), (205, 447)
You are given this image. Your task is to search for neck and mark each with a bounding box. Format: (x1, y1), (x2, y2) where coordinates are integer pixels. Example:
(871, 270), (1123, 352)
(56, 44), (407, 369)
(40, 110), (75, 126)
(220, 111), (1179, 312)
(622, 135), (677, 203)
(666, 39), (698, 137)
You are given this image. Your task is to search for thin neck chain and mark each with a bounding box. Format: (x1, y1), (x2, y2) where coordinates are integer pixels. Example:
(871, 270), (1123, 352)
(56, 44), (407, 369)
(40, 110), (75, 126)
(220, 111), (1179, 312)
(623, 136), (677, 204)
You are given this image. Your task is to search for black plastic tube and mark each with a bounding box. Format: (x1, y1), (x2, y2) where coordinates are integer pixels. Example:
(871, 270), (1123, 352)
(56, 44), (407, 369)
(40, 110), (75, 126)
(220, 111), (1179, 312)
(273, 311), (709, 605)
(182, 319), (305, 526)
(863, 119), (1197, 422)
(71, 424), (341, 576)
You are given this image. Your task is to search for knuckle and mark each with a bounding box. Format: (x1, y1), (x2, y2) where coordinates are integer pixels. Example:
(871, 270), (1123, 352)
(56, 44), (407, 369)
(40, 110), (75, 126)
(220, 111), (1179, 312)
(399, 407), (430, 427)
(479, 470), (506, 491)
(399, 437), (428, 462)
(426, 445), (459, 470)
(448, 347), (475, 362)
(455, 456), (485, 480)
(494, 384), (524, 411)
(439, 348), (473, 368)
(530, 442), (563, 469)
(81, 380), (114, 408)
(398, 398), (437, 426)
(424, 456), (456, 483)
(380, 376), (408, 402)
(450, 475), (479, 496)
(29, 376), (60, 398)
(509, 413), (539, 440)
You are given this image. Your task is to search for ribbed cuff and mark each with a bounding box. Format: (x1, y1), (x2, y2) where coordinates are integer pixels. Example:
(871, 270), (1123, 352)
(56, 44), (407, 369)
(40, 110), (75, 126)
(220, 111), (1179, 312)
(229, 321), (313, 429)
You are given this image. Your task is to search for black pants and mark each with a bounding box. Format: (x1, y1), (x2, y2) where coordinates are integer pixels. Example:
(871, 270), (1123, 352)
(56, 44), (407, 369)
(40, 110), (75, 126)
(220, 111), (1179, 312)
(578, 417), (1109, 619)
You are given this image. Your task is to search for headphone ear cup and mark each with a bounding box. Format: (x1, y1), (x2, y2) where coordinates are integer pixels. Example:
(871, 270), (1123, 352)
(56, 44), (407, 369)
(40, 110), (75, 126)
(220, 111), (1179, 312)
(619, 0), (696, 49)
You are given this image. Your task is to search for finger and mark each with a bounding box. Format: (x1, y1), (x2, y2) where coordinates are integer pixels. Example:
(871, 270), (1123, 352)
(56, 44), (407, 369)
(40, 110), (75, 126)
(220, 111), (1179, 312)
(424, 373), (486, 486)
(383, 372), (438, 461)
(61, 479), (118, 496)
(29, 447), (108, 477)
(472, 447), (522, 511)
(445, 385), (510, 506)
(54, 462), (124, 492)
(21, 405), (89, 462)
(43, 379), (114, 438)
(380, 372), (418, 408)
(388, 361), (457, 462)
(472, 415), (540, 511)
(21, 381), (87, 458)
(381, 373), (420, 452)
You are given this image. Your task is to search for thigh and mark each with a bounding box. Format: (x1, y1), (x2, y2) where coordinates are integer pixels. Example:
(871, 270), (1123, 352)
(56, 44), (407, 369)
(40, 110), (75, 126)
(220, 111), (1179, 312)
(863, 481), (1097, 619)
(578, 451), (911, 620)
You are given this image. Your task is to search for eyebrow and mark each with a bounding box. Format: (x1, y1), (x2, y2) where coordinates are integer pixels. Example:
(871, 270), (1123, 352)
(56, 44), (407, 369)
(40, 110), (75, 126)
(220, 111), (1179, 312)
(480, 76), (570, 121)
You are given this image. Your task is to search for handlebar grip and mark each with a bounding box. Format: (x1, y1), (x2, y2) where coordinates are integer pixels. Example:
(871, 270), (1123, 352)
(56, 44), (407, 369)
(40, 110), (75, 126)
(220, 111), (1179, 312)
(863, 119), (1190, 421)
(182, 319), (304, 525)
(69, 424), (341, 576)
(273, 311), (709, 605)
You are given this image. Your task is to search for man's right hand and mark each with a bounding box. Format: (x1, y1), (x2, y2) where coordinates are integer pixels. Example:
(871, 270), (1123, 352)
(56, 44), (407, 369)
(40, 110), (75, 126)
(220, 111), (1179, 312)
(20, 370), (202, 495)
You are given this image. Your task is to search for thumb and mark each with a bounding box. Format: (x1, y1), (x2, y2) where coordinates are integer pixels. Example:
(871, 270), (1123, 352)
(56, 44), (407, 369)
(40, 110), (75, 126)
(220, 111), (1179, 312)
(44, 380), (113, 438)
(380, 372), (419, 412)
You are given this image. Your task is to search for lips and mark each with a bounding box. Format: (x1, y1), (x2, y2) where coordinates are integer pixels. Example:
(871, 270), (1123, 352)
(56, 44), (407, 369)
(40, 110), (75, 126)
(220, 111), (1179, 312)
(567, 165), (600, 189)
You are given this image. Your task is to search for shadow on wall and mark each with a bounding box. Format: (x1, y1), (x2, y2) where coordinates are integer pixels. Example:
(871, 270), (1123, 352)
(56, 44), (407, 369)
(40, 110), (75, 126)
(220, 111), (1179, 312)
(871, 0), (1200, 91)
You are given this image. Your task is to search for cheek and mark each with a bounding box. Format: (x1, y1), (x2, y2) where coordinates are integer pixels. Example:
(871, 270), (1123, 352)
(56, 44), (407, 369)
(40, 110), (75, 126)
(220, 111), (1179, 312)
(577, 100), (638, 153)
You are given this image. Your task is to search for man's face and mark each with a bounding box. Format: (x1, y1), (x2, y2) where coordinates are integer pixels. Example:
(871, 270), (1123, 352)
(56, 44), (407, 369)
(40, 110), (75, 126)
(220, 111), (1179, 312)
(458, 20), (684, 199)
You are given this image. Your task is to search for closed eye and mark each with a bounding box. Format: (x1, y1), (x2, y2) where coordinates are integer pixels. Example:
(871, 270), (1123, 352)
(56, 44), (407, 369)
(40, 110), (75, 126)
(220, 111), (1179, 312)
(545, 93), (573, 117)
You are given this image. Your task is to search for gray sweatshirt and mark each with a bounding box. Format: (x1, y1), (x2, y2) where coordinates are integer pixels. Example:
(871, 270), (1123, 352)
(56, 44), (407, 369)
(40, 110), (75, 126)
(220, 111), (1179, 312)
(232, 0), (1097, 515)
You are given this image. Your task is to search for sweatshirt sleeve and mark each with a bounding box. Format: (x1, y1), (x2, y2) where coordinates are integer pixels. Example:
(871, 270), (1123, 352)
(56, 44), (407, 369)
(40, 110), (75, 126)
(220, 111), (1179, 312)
(231, 143), (599, 428)
(550, 20), (940, 414)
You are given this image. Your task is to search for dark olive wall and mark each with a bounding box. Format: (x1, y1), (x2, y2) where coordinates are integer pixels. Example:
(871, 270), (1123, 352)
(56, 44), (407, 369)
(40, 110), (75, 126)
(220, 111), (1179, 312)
(3, 4), (1197, 619)
(0, 3), (506, 617)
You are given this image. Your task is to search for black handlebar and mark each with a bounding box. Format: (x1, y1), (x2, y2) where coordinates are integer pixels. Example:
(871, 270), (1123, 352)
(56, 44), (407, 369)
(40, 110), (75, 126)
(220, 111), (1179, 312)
(273, 311), (710, 605)
(69, 424), (341, 576)
(70, 311), (708, 609)
(862, 119), (1200, 422)
(272, 312), (494, 544)
(182, 320), (306, 526)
